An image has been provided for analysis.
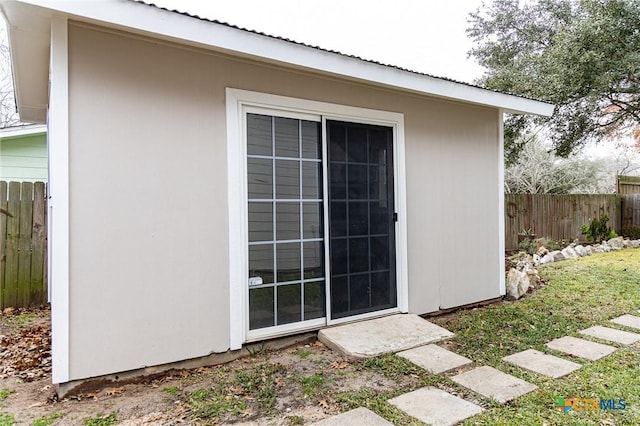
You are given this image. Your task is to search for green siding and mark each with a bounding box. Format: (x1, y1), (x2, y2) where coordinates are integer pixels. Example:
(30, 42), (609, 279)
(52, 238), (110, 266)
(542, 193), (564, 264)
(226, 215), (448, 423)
(0, 133), (48, 182)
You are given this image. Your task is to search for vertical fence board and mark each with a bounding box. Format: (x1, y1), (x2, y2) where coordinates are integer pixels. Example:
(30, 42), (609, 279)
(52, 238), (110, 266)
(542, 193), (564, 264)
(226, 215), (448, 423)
(18, 182), (33, 307)
(0, 181), (7, 309)
(4, 182), (21, 308)
(30, 182), (46, 306)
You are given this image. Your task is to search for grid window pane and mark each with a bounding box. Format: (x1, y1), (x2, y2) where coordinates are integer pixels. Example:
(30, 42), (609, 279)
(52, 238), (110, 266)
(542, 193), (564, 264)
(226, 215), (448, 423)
(248, 202), (273, 242)
(303, 241), (323, 279)
(249, 244), (274, 284)
(304, 281), (325, 320)
(303, 202), (323, 239)
(277, 242), (301, 283)
(302, 162), (322, 199)
(276, 202), (300, 241)
(275, 117), (299, 158)
(276, 160), (300, 199)
(302, 121), (321, 159)
(248, 158), (273, 199)
(247, 114), (272, 156)
(277, 284), (301, 325)
(249, 287), (274, 329)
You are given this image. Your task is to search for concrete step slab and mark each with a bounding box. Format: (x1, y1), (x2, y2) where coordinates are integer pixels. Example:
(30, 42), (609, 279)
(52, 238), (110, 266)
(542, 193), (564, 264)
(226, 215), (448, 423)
(451, 366), (537, 403)
(579, 325), (640, 345)
(308, 407), (392, 426)
(546, 336), (616, 361)
(388, 387), (484, 426)
(397, 344), (472, 374)
(503, 349), (581, 378)
(610, 314), (640, 331)
(318, 314), (454, 358)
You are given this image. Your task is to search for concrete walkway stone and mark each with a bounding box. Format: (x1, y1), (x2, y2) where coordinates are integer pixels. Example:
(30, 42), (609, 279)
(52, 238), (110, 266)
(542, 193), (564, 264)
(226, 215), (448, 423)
(388, 387), (484, 426)
(610, 314), (640, 330)
(318, 314), (453, 358)
(503, 349), (581, 378)
(397, 344), (472, 374)
(579, 325), (640, 345)
(546, 336), (616, 360)
(451, 366), (537, 403)
(308, 407), (392, 425)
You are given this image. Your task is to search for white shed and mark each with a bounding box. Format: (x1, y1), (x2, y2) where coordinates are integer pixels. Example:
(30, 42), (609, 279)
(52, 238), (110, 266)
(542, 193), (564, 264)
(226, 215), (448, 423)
(0, 0), (553, 391)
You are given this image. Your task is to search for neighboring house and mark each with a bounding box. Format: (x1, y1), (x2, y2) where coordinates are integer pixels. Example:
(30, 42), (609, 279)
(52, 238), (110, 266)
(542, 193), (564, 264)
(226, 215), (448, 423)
(1, 0), (553, 392)
(0, 124), (47, 182)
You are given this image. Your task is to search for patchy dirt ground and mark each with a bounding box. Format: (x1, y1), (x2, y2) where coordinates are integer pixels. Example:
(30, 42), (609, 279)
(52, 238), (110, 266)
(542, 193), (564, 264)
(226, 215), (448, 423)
(0, 306), (423, 425)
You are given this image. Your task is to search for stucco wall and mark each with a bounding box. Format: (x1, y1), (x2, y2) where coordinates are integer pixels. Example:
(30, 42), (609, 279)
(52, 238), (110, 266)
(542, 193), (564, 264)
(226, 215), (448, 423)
(66, 23), (500, 381)
(0, 132), (47, 182)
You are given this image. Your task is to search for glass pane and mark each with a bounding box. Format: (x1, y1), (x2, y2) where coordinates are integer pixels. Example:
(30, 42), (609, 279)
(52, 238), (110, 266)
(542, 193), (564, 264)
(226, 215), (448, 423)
(276, 202), (300, 241)
(249, 244), (274, 284)
(369, 128), (388, 164)
(275, 117), (299, 158)
(277, 284), (301, 325)
(370, 236), (389, 271)
(304, 281), (325, 320)
(330, 238), (347, 275)
(303, 202), (323, 239)
(349, 237), (369, 273)
(276, 160), (300, 199)
(371, 271), (391, 307)
(302, 161), (322, 199)
(248, 202), (273, 242)
(277, 242), (301, 282)
(330, 163), (346, 200)
(329, 124), (346, 162)
(369, 165), (387, 202)
(348, 164), (368, 199)
(330, 202), (347, 237)
(249, 287), (274, 329)
(302, 121), (321, 159)
(348, 202), (368, 236)
(370, 202), (389, 235)
(248, 158), (273, 199)
(247, 114), (272, 156)
(330, 276), (348, 316)
(347, 126), (367, 163)
(303, 241), (323, 279)
(350, 273), (370, 310)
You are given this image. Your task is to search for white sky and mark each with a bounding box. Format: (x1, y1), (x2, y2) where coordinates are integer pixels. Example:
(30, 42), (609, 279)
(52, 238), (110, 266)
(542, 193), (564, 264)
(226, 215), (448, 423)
(149, 0), (487, 83)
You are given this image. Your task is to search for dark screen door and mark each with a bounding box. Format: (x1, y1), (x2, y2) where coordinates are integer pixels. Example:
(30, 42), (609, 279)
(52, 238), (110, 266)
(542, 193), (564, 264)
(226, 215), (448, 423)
(327, 121), (397, 319)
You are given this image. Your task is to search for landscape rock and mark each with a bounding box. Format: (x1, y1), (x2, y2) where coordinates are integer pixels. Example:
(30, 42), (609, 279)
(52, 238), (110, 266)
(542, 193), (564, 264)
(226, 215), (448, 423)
(632, 240), (640, 248)
(623, 239), (631, 248)
(532, 254), (541, 265)
(561, 246), (579, 259)
(608, 236), (624, 250)
(585, 245), (593, 255)
(551, 250), (565, 262)
(593, 245), (605, 253)
(574, 245), (588, 257)
(506, 268), (530, 300)
(539, 254), (554, 264)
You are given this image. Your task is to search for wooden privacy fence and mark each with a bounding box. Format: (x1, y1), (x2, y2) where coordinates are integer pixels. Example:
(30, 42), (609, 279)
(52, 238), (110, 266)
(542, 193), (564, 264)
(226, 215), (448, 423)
(617, 175), (640, 195)
(0, 181), (47, 309)
(505, 194), (621, 251)
(621, 193), (640, 230)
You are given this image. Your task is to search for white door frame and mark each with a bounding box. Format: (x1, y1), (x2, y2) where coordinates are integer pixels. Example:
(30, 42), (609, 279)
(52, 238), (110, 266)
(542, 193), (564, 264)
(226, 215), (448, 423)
(226, 88), (408, 349)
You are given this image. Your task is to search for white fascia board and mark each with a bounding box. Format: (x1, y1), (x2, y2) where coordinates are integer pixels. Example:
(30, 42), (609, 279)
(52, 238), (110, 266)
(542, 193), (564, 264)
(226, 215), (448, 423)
(12, 0), (554, 117)
(0, 123), (47, 138)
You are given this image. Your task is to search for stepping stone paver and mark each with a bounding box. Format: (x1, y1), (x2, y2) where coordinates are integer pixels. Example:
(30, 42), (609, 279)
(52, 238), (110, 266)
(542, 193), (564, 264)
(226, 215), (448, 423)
(546, 336), (616, 360)
(388, 387), (484, 426)
(451, 366), (537, 403)
(503, 349), (581, 378)
(579, 325), (640, 345)
(318, 314), (453, 358)
(308, 407), (392, 425)
(610, 314), (640, 330)
(397, 344), (473, 374)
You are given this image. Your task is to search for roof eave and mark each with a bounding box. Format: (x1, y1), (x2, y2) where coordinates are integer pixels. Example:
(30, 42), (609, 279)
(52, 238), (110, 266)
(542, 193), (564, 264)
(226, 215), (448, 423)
(1, 0), (554, 123)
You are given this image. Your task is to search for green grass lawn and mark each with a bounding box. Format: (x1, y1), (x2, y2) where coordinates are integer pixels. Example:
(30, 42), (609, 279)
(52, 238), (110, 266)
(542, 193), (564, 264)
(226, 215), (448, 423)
(430, 249), (640, 425)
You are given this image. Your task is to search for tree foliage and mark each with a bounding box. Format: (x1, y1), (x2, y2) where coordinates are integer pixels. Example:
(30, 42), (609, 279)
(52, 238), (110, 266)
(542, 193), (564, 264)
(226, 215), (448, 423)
(468, 0), (640, 161)
(0, 25), (20, 127)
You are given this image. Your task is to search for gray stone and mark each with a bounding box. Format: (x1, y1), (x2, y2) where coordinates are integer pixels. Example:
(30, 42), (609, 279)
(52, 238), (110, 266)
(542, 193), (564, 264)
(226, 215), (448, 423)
(550, 250), (565, 262)
(601, 241), (611, 252)
(318, 314), (454, 358)
(585, 245), (593, 255)
(574, 245), (588, 257)
(593, 245), (605, 253)
(451, 366), (537, 403)
(502, 349), (581, 378)
(623, 239), (631, 248)
(388, 387), (483, 426)
(397, 344), (472, 374)
(532, 253), (541, 265)
(608, 236), (624, 250)
(631, 240), (640, 248)
(539, 254), (554, 264)
(506, 268), (530, 300)
(610, 314), (640, 330)
(546, 336), (616, 361)
(561, 247), (579, 259)
(309, 407), (392, 426)
(579, 325), (640, 345)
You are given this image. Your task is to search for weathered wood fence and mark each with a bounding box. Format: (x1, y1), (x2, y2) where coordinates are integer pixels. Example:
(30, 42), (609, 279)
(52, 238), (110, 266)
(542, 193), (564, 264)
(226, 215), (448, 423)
(505, 194), (622, 251)
(617, 175), (640, 195)
(621, 193), (640, 230)
(0, 181), (47, 309)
